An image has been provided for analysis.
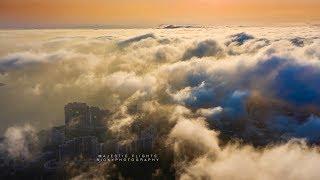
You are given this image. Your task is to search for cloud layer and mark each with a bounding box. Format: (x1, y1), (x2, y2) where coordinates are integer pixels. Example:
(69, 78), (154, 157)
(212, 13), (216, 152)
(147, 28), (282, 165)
(0, 26), (320, 179)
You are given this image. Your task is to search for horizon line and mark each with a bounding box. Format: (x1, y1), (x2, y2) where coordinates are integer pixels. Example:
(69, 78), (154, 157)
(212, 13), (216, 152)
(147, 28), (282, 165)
(0, 22), (319, 30)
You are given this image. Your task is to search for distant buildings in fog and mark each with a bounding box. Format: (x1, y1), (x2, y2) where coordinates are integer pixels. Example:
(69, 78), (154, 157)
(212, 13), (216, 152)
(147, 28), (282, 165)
(57, 102), (156, 161)
(64, 102), (109, 130)
(47, 127), (65, 145)
(59, 127), (156, 160)
(99, 126), (156, 154)
(2, 102), (157, 174)
(59, 136), (98, 161)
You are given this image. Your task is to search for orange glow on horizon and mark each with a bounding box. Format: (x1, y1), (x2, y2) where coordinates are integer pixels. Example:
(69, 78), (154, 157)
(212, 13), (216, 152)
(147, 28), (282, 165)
(0, 0), (319, 27)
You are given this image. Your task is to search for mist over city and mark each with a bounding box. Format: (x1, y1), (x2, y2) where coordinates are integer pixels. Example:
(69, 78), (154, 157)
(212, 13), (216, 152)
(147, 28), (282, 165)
(0, 25), (319, 179)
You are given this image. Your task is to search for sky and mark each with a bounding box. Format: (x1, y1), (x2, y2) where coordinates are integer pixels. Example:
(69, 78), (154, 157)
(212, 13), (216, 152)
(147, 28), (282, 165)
(0, 0), (320, 28)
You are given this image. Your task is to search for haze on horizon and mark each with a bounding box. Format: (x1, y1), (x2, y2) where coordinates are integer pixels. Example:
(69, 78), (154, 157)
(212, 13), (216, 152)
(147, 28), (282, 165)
(0, 0), (319, 28)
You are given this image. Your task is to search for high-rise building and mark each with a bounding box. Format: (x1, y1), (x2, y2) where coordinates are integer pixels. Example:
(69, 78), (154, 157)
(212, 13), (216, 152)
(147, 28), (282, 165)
(58, 136), (98, 161)
(89, 106), (108, 129)
(99, 126), (156, 154)
(48, 127), (65, 145)
(64, 102), (89, 129)
(64, 102), (109, 130)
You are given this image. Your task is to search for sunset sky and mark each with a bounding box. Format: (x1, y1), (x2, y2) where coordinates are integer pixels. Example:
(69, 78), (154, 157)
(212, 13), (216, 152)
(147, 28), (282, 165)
(0, 0), (320, 28)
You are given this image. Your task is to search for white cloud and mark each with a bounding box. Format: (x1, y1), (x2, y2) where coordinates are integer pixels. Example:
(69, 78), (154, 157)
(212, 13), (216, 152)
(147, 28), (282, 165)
(0, 124), (39, 160)
(1, 26), (320, 179)
(170, 118), (320, 180)
(196, 107), (223, 117)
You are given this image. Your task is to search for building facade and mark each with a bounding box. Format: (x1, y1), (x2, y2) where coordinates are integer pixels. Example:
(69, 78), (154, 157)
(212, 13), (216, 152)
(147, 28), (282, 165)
(64, 102), (109, 130)
(58, 136), (98, 161)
